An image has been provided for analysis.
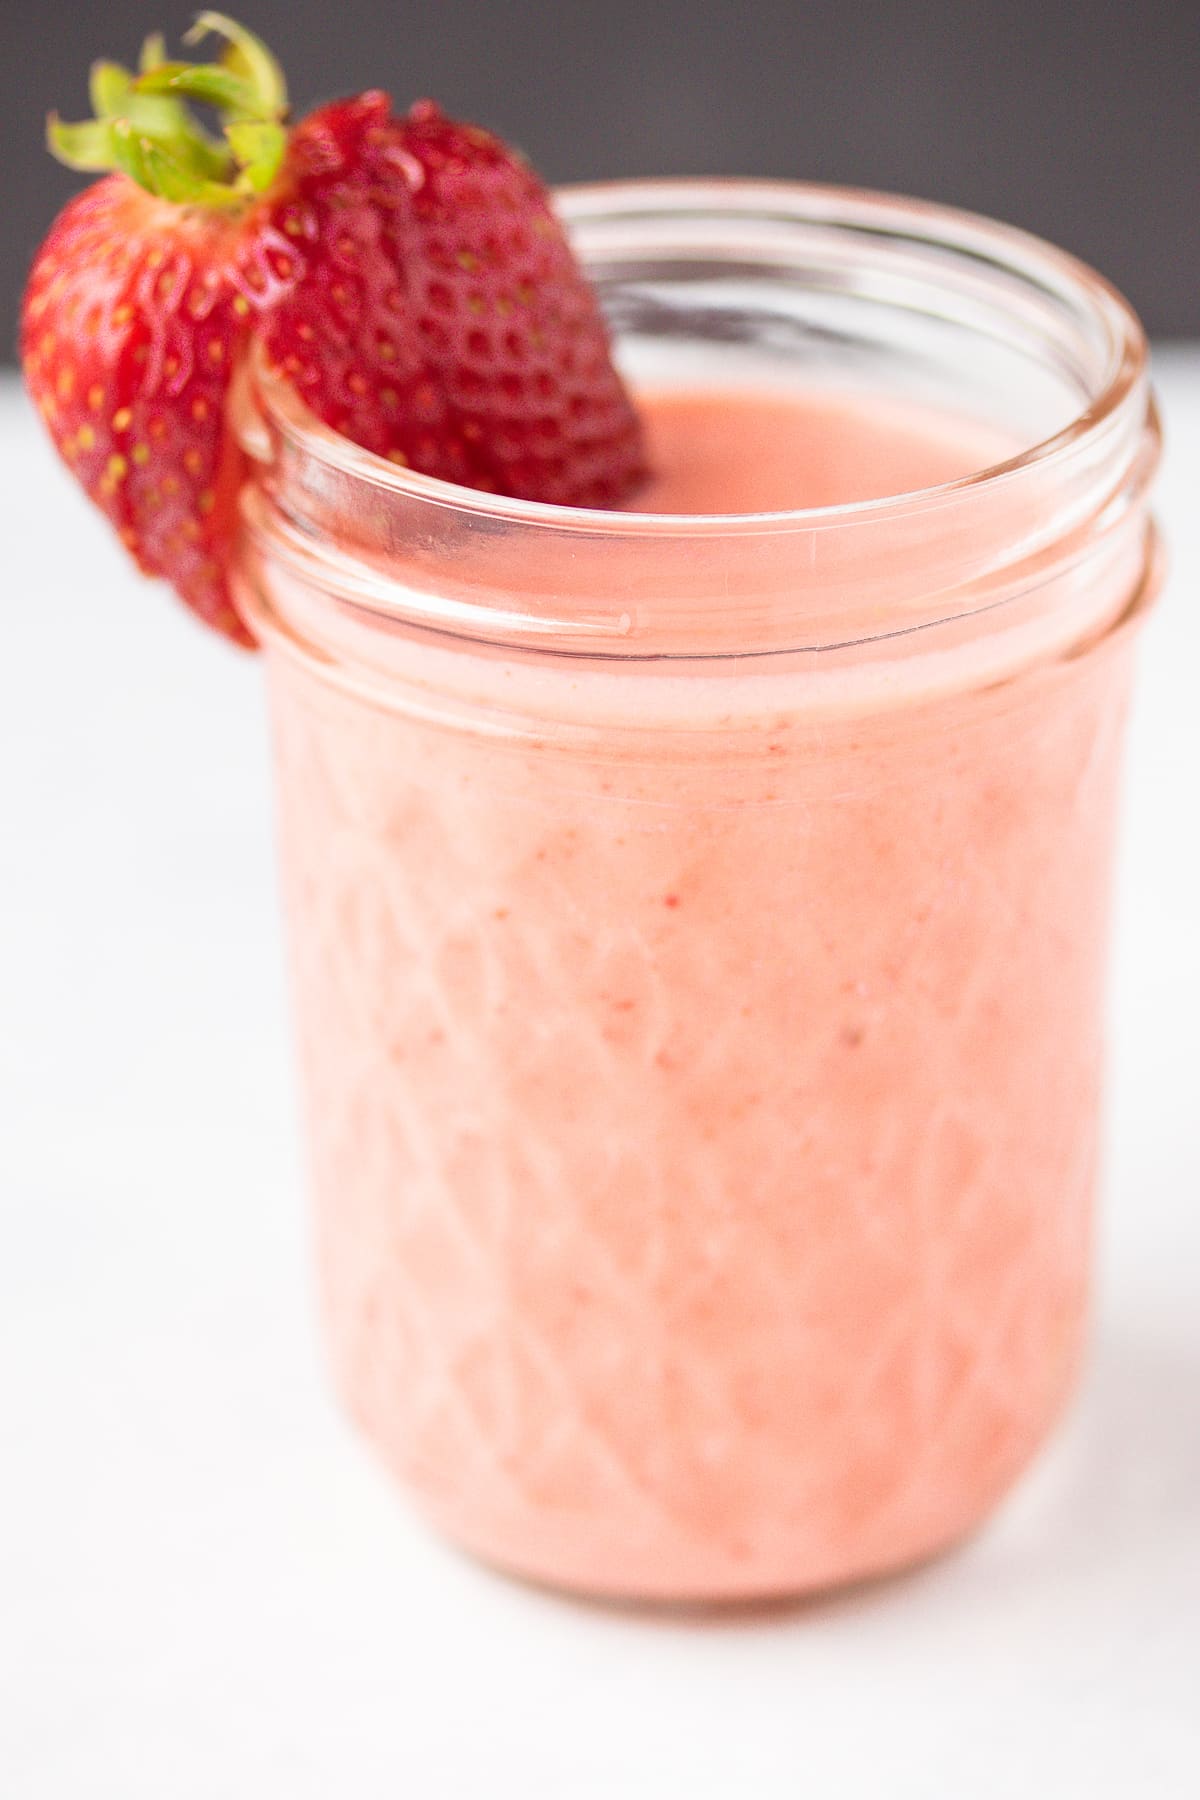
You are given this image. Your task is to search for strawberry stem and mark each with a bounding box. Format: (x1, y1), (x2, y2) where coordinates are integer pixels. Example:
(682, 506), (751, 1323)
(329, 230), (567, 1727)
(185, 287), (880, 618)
(47, 13), (289, 208)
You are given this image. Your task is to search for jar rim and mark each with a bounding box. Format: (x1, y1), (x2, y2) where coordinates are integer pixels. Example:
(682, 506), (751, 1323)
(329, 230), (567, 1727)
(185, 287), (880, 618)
(244, 175), (1148, 538)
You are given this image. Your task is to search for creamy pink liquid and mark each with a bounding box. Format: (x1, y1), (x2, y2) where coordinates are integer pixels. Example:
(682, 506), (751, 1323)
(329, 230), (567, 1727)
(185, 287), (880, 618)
(632, 387), (1003, 511)
(264, 385), (1142, 1598)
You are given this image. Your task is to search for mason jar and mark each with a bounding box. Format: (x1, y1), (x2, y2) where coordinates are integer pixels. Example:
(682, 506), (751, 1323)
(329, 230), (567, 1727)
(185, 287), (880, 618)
(234, 181), (1160, 1600)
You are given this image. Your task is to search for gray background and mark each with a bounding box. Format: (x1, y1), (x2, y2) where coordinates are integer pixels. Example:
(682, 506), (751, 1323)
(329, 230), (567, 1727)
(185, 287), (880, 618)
(3, 0), (1198, 358)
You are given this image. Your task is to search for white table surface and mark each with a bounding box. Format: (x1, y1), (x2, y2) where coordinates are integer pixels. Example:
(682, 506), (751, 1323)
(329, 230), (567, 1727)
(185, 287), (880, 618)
(2, 352), (1198, 1798)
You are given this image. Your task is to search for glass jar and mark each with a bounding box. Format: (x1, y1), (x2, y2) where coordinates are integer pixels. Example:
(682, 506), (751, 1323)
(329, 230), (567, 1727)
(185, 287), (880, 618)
(234, 181), (1160, 1601)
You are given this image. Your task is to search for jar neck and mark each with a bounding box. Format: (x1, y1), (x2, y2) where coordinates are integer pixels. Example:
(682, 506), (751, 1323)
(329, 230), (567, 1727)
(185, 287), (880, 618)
(233, 180), (1159, 689)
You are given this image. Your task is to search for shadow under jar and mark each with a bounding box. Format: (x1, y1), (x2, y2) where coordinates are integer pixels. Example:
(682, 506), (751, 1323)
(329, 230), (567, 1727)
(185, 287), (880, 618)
(234, 181), (1160, 1602)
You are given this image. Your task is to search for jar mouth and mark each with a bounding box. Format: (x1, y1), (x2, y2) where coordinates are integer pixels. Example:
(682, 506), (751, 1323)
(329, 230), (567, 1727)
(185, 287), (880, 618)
(236, 177), (1158, 670)
(243, 176), (1148, 536)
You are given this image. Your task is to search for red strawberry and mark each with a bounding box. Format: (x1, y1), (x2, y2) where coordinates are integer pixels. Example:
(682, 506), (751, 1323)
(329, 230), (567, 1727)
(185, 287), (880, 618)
(22, 22), (307, 646)
(22, 176), (280, 646)
(20, 16), (647, 649)
(266, 95), (647, 507)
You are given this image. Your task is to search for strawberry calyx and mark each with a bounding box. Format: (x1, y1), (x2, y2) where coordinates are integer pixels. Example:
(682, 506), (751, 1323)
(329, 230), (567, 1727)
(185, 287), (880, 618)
(48, 13), (288, 210)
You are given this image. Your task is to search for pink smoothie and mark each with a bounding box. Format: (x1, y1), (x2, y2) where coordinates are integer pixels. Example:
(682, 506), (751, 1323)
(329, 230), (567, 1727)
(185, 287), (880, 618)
(631, 387), (1002, 511)
(257, 382), (1148, 1598)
